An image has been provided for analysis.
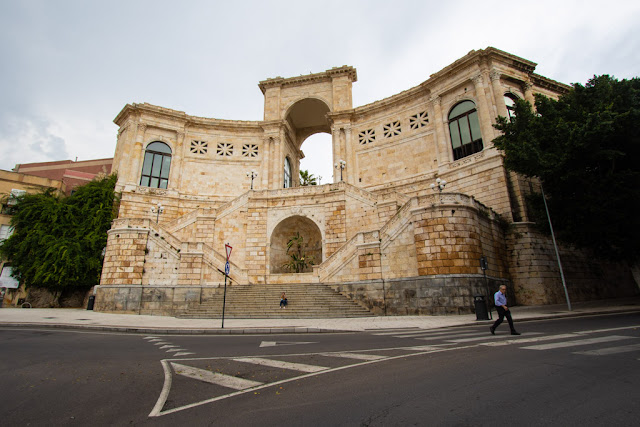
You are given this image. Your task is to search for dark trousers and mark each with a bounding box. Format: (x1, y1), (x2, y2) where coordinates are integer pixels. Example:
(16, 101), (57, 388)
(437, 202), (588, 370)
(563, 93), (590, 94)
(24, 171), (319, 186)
(492, 306), (515, 331)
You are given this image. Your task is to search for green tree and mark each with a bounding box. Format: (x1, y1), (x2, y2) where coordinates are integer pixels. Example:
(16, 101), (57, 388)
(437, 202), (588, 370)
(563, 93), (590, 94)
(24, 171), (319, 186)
(299, 169), (318, 186)
(0, 174), (119, 304)
(282, 232), (314, 273)
(493, 75), (640, 262)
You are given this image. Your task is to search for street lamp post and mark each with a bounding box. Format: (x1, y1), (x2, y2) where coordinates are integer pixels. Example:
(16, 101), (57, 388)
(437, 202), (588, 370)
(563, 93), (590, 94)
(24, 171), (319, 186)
(334, 159), (346, 182)
(151, 202), (164, 223)
(541, 184), (572, 311)
(430, 177), (447, 193)
(246, 170), (258, 190)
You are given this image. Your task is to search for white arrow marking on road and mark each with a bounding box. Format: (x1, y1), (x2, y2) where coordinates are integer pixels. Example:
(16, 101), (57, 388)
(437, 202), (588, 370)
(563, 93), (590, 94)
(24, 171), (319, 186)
(174, 352), (196, 357)
(159, 345), (179, 349)
(259, 341), (316, 348)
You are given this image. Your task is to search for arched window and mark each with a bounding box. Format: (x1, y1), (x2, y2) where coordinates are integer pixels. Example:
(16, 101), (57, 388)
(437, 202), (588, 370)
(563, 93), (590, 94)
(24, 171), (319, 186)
(283, 157), (292, 188)
(504, 93), (519, 120)
(140, 141), (172, 189)
(448, 100), (483, 161)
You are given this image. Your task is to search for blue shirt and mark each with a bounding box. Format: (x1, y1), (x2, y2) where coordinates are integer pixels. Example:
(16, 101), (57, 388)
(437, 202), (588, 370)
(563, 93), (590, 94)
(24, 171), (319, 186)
(494, 291), (507, 307)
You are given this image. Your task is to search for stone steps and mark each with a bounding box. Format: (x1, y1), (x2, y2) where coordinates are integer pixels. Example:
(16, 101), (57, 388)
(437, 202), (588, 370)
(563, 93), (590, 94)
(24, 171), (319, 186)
(177, 282), (372, 319)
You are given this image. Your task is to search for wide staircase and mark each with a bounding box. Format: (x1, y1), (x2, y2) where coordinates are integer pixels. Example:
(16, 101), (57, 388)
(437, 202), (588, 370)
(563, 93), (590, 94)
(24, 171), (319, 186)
(177, 282), (372, 319)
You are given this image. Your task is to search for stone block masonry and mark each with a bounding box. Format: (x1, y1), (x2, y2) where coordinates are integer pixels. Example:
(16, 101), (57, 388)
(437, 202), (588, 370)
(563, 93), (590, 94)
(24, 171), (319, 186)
(96, 47), (637, 316)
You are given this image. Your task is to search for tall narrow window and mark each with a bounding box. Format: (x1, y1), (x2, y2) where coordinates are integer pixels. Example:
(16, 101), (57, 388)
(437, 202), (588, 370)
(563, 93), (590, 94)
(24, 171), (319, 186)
(140, 142), (172, 189)
(504, 93), (519, 120)
(283, 157), (292, 188)
(448, 100), (483, 160)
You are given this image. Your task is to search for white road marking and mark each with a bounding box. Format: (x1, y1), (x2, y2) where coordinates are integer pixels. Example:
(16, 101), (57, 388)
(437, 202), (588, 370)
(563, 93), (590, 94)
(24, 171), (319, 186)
(321, 352), (387, 361)
(174, 352), (196, 357)
(400, 345), (449, 351)
(522, 335), (636, 351)
(166, 349), (186, 353)
(395, 331), (479, 339)
(481, 333), (580, 347)
(150, 345), (456, 417)
(171, 363), (263, 389)
(446, 332), (543, 343)
(573, 343), (640, 356)
(159, 345), (179, 349)
(370, 329), (425, 336)
(148, 324), (640, 418)
(259, 341), (316, 348)
(576, 325), (640, 335)
(154, 342), (169, 346)
(232, 357), (328, 373)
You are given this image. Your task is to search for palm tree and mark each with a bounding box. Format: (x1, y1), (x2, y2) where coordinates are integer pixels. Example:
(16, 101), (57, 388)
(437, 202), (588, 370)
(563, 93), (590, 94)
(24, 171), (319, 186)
(282, 232), (314, 273)
(299, 170), (317, 186)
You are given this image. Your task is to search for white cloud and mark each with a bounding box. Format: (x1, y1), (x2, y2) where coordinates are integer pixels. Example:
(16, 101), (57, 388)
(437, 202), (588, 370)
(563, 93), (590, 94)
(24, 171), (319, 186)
(0, 0), (638, 172)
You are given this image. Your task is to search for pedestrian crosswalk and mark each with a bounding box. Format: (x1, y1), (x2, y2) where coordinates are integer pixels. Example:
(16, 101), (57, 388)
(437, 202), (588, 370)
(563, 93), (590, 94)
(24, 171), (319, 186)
(149, 324), (640, 418)
(368, 325), (640, 358)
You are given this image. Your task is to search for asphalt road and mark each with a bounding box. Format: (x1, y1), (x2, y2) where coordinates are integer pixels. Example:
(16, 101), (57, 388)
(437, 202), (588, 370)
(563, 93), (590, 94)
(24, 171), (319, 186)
(1, 313), (639, 426)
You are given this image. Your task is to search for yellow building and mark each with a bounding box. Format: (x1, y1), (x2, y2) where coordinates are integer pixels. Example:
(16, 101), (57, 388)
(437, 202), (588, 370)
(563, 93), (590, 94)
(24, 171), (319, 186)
(0, 170), (65, 306)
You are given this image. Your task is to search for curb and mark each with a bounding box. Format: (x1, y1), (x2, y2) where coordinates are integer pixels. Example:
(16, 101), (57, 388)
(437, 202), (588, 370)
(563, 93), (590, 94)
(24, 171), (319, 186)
(0, 322), (351, 335)
(1, 307), (638, 335)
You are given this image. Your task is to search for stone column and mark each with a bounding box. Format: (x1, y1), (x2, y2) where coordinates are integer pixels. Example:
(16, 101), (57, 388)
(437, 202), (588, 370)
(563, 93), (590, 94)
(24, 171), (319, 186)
(472, 73), (496, 147)
(261, 137), (271, 189)
(332, 126), (341, 183)
(345, 127), (355, 184)
(174, 131), (185, 190)
(490, 70), (509, 119)
(523, 80), (536, 107)
(430, 96), (450, 165)
(277, 129), (285, 188)
(129, 123), (147, 186)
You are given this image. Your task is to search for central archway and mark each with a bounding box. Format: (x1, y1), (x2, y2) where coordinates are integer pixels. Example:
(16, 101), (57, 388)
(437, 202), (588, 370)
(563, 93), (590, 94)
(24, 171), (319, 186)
(270, 215), (323, 274)
(284, 98), (333, 187)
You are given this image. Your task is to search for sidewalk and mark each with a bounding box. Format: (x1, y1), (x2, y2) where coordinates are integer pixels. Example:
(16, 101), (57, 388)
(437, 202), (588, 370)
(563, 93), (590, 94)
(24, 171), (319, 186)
(1, 297), (639, 334)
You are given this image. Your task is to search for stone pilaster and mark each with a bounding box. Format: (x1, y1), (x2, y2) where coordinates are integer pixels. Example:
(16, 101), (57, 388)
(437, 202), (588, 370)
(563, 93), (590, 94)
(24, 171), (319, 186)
(129, 123), (147, 186)
(246, 204), (267, 283)
(430, 96), (450, 165)
(490, 70), (509, 119)
(523, 80), (536, 106)
(471, 73), (496, 146)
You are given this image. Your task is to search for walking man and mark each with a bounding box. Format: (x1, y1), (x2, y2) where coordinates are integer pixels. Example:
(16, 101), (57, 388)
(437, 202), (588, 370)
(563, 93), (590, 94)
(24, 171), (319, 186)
(490, 285), (520, 335)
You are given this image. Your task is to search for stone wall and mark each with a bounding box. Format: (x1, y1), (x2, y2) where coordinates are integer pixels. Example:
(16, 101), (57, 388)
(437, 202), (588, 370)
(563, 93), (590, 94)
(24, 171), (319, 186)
(506, 223), (638, 305)
(332, 275), (509, 316)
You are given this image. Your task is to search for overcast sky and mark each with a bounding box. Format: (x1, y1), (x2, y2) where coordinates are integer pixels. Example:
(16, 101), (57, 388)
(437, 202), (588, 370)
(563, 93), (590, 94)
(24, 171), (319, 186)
(1, 0), (638, 182)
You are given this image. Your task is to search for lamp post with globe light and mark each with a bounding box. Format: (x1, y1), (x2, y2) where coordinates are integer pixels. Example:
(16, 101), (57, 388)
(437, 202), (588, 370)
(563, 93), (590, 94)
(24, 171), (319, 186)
(246, 170), (258, 190)
(430, 178), (447, 193)
(334, 159), (346, 182)
(151, 202), (164, 223)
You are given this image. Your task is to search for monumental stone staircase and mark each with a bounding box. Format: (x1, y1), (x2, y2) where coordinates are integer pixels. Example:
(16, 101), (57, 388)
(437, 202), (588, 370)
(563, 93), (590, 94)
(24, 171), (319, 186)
(177, 282), (372, 319)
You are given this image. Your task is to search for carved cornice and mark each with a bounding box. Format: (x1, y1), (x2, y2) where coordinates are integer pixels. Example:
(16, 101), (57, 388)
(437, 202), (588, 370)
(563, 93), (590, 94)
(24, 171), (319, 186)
(531, 73), (572, 93)
(258, 66), (357, 94)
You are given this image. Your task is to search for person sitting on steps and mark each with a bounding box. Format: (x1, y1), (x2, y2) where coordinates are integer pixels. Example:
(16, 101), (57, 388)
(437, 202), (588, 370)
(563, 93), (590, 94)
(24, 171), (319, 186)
(280, 292), (288, 309)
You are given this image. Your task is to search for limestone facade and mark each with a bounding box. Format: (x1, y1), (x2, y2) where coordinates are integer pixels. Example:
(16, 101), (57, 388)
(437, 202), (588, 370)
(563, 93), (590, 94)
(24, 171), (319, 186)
(95, 47), (637, 316)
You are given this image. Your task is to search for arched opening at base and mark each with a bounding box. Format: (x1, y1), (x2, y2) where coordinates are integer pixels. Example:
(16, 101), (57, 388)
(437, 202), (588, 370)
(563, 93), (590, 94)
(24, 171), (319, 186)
(270, 216), (322, 274)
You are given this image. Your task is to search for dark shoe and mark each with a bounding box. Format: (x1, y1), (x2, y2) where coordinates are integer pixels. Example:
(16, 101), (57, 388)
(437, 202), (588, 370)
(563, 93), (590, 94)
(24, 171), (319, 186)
(490, 326), (495, 335)
(511, 331), (521, 335)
